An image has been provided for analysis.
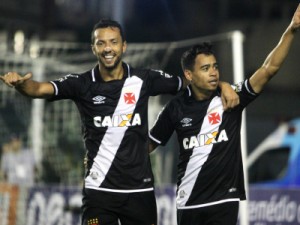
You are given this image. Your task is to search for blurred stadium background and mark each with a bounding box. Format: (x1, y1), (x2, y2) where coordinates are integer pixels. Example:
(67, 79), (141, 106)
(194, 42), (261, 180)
(1, 0), (300, 225)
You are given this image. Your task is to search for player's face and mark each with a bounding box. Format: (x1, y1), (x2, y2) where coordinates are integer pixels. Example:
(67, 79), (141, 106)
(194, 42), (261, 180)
(92, 27), (127, 70)
(188, 54), (219, 93)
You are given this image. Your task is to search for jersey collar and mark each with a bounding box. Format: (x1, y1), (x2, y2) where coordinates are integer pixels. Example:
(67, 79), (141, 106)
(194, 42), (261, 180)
(185, 85), (219, 102)
(91, 62), (131, 82)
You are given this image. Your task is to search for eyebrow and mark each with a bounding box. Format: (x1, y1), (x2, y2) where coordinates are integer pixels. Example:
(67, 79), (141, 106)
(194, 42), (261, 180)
(95, 38), (118, 43)
(199, 64), (210, 69)
(200, 62), (218, 68)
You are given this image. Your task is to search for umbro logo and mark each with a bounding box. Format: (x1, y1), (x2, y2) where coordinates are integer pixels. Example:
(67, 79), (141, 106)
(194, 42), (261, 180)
(90, 171), (99, 180)
(179, 190), (186, 198)
(229, 187), (237, 193)
(92, 96), (106, 104)
(181, 118), (192, 127)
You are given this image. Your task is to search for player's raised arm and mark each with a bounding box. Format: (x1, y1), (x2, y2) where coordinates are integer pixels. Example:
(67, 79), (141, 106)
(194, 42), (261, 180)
(249, 3), (300, 94)
(0, 72), (54, 98)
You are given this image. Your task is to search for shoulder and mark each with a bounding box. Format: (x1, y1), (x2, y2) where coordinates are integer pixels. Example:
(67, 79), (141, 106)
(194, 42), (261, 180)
(233, 79), (258, 96)
(231, 79), (259, 108)
(165, 92), (185, 111)
(130, 67), (151, 77)
(55, 70), (92, 83)
(130, 67), (172, 78)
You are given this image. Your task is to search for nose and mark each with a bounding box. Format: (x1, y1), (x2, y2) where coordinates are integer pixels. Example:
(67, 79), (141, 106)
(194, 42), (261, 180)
(104, 45), (112, 52)
(210, 69), (216, 75)
(210, 66), (218, 75)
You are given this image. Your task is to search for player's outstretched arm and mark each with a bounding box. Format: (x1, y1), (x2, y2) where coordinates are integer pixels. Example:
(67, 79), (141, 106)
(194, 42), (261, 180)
(249, 3), (300, 93)
(0, 72), (54, 98)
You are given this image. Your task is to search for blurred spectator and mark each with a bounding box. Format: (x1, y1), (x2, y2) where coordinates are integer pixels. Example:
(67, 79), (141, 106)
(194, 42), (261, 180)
(0, 134), (37, 186)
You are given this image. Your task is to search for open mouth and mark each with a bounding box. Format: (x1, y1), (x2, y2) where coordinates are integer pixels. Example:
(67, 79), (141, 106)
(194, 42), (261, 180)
(209, 79), (218, 85)
(103, 54), (114, 63)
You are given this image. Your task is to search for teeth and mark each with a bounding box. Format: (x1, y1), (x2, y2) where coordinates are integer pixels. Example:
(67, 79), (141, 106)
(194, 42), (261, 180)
(105, 55), (113, 59)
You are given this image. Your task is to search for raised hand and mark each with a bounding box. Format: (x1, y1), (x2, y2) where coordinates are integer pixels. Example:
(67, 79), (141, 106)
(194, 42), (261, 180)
(290, 4), (300, 32)
(0, 72), (32, 88)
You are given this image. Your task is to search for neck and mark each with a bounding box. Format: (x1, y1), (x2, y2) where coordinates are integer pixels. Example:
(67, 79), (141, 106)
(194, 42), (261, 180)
(99, 63), (124, 81)
(191, 85), (213, 101)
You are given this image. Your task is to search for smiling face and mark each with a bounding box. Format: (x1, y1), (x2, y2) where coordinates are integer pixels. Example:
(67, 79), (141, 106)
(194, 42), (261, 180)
(91, 27), (127, 71)
(184, 53), (219, 99)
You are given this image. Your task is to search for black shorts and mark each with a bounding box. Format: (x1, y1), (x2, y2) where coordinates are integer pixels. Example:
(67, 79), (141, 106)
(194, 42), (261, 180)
(81, 188), (157, 225)
(177, 201), (239, 225)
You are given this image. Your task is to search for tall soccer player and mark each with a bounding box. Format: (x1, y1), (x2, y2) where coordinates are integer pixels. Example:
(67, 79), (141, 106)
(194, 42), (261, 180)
(149, 4), (300, 225)
(0, 19), (238, 224)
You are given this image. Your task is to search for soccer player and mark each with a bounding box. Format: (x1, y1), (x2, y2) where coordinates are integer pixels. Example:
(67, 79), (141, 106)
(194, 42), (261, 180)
(149, 4), (300, 225)
(0, 20), (238, 225)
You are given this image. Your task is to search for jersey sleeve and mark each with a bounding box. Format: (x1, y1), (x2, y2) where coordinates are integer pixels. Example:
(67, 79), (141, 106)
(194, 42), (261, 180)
(234, 79), (259, 108)
(149, 102), (175, 146)
(48, 74), (83, 101)
(147, 69), (183, 96)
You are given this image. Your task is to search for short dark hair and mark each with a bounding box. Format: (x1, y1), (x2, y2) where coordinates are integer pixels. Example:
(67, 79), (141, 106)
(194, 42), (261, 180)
(181, 42), (214, 71)
(91, 19), (125, 44)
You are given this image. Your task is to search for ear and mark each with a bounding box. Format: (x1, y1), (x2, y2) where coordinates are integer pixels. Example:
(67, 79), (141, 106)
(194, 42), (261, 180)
(122, 41), (127, 54)
(91, 45), (96, 56)
(184, 69), (193, 82)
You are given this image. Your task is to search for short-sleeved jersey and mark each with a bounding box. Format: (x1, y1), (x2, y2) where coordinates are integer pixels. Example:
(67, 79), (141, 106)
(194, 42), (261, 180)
(149, 79), (258, 209)
(49, 63), (182, 193)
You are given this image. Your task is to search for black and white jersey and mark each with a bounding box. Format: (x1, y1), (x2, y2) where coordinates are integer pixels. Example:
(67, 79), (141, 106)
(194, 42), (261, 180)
(49, 63), (183, 193)
(149, 79), (258, 209)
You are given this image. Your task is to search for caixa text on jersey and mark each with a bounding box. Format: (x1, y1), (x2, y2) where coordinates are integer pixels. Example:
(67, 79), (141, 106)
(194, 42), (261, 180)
(183, 129), (228, 150)
(93, 113), (141, 127)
